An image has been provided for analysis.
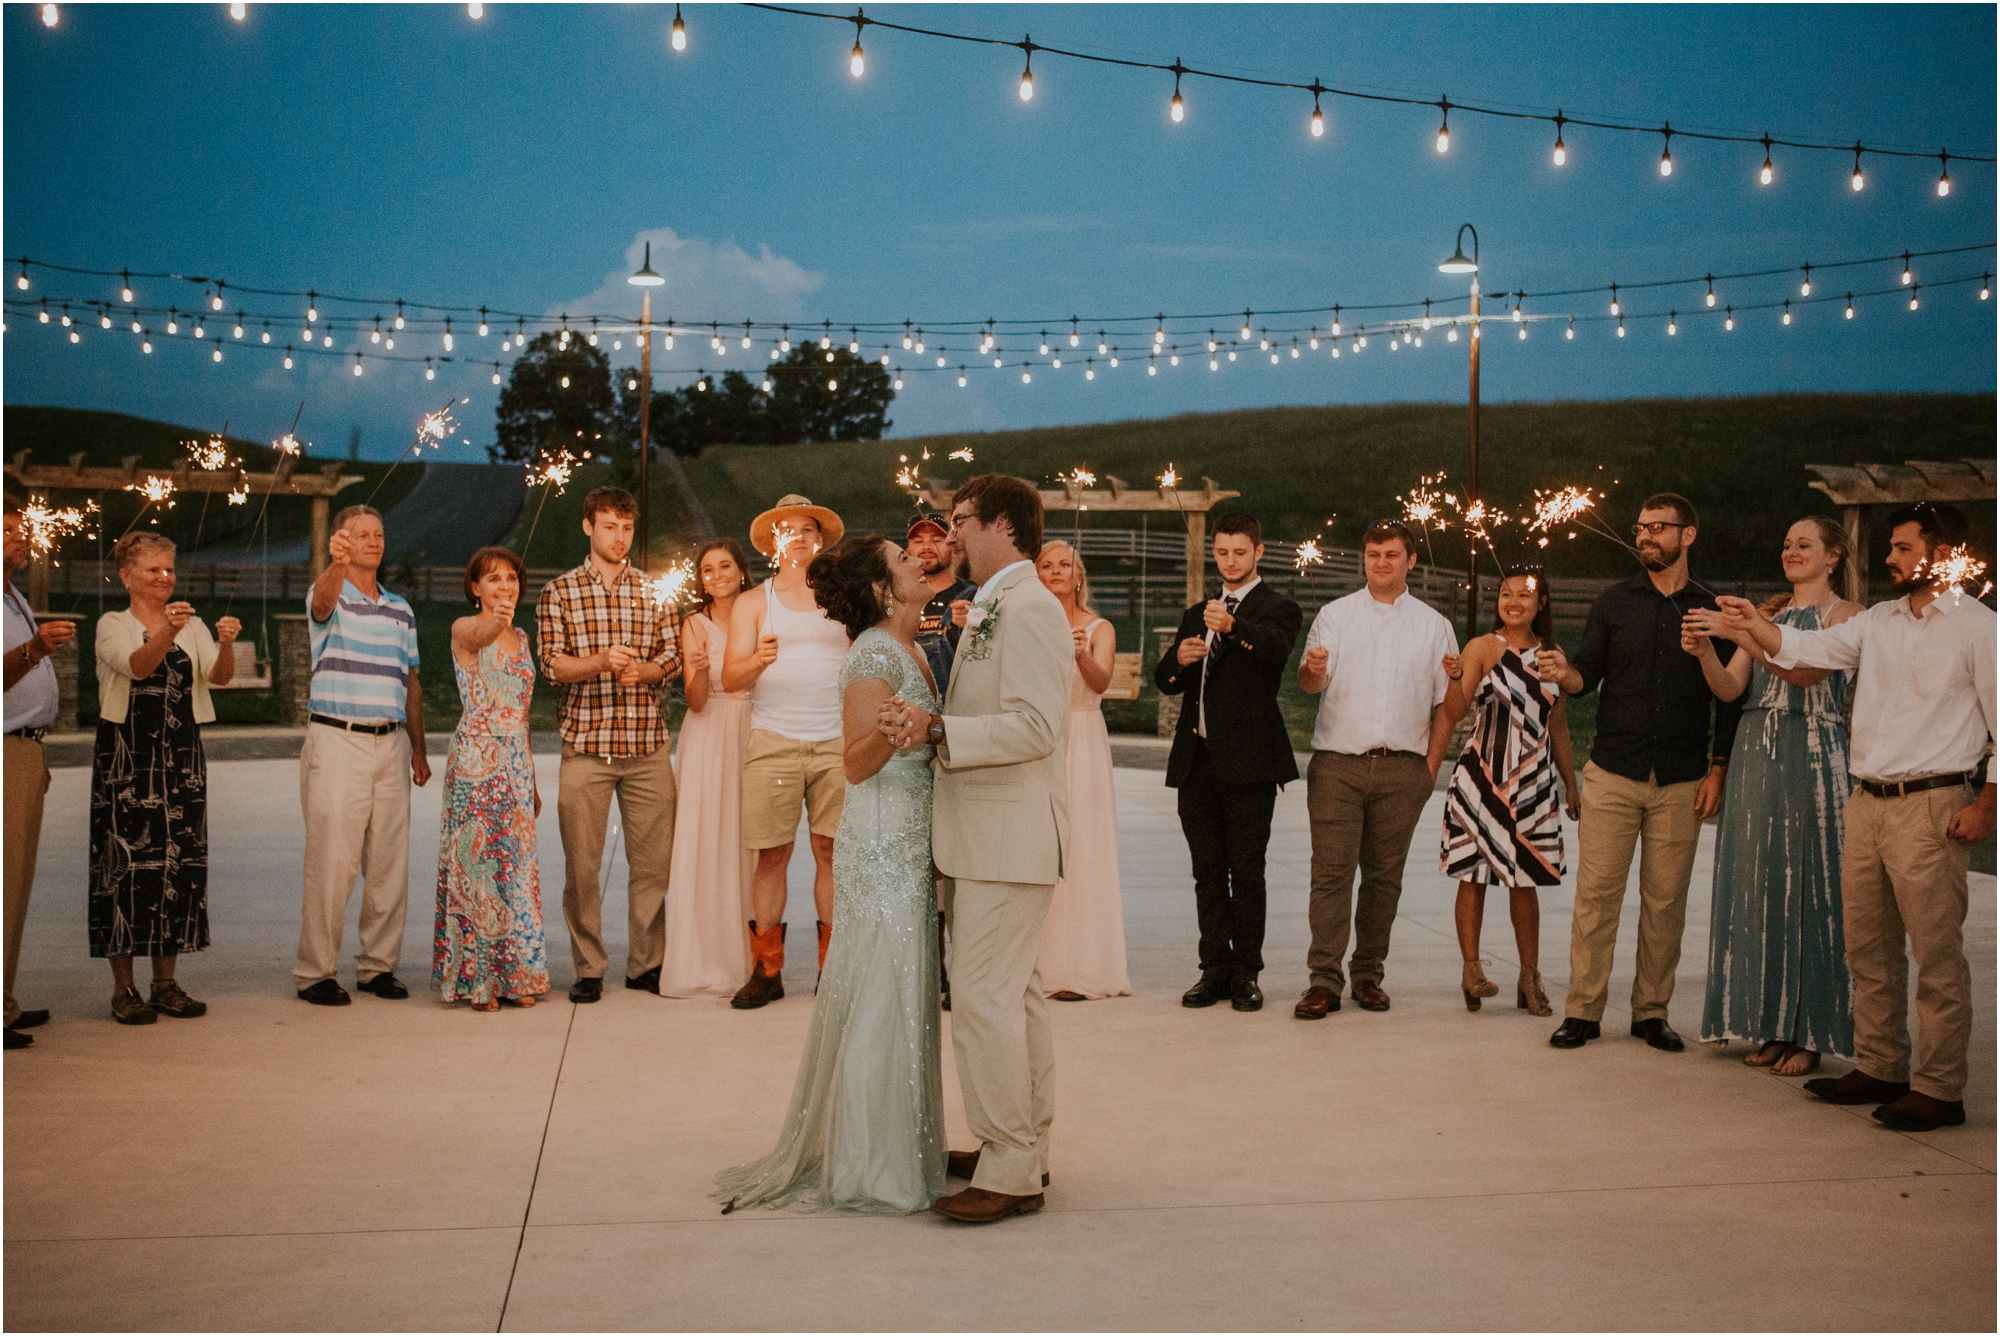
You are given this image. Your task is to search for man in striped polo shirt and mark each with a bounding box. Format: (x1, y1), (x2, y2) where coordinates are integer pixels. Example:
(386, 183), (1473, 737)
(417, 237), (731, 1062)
(294, 504), (429, 1007)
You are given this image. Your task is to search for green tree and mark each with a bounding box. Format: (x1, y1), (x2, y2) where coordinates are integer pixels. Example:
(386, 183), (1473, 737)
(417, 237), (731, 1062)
(491, 331), (616, 463)
(611, 345), (896, 457)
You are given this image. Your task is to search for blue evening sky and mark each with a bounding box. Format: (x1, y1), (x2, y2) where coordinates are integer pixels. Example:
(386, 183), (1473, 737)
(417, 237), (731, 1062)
(4, 2), (1994, 461)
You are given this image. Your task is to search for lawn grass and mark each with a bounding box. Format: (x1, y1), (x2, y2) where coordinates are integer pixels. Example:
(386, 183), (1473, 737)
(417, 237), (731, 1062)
(4, 406), (427, 554)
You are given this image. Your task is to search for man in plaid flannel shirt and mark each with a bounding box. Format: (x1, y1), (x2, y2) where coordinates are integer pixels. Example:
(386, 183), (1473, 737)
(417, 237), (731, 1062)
(537, 486), (680, 1003)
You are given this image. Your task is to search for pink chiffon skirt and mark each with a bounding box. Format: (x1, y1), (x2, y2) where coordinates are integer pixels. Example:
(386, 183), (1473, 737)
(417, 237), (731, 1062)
(1037, 709), (1131, 999)
(662, 696), (756, 997)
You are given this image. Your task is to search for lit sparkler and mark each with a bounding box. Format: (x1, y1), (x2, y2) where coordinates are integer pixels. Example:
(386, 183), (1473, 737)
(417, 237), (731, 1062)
(1526, 485), (1602, 549)
(227, 481), (250, 505)
(128, 476), (176, 506)
(272, 432), (303, 457)
(1068, 467), (1097, 488)
(524, 447), (580, 494)
(20, 496), (97, 558)
(894, 454), (919, 489)
(1929, 545), (1992, 605)
(186, 435), (233, 471)
(948, 447), (974, 463)
(1294, 539), (1324, 572)
(416, 407), (456, 451)
(645, 559), (699, 613)
(1158, 464), (1179, 489)
(1397, 472), (1456, 565)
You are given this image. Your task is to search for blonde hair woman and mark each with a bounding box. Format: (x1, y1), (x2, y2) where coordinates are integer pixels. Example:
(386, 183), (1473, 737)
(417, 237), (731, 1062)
(1032, 540), (1130, 1000)
(91, 533), (239, 1025)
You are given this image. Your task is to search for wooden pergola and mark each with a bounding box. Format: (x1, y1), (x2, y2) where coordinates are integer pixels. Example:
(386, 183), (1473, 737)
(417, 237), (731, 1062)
(904, 474), (1242, 608)
(1805, 458), (1995, 602)
(5, 450), (363, 608)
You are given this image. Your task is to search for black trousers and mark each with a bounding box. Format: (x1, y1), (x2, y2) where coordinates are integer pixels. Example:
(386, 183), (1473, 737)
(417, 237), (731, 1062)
(1177, 739), (1279, 979)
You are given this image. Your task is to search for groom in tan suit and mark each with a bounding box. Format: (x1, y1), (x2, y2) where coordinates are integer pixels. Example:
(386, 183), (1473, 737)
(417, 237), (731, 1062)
(882, 474), (1072, 1224)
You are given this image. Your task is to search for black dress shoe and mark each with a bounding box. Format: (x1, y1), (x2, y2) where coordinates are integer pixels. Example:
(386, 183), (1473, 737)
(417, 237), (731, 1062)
(11, 1009), (50, 1030)
(569, 977), (603, 1004)
(1231, 976), (1263, 1012)
(1181, 974), (1230, 1008)
(625, 967), (661, 994)
(356, 973), (409, 1000)
(297, 979), (352, 1007)
(1804, 1069), (1911, 1106)
(4, 1028), (32, 1049)
(1630, 1018), (1685, 1052)
(1549, 1017), (1600, 1048)
(1872, 1091), (1967, 1131)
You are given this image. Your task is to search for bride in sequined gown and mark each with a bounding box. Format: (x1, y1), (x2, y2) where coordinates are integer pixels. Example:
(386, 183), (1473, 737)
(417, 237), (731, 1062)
(714, 538), (946, 1215)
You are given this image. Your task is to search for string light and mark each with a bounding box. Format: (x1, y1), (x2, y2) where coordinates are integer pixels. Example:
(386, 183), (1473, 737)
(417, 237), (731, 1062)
(1800, 265), (1812, 297)
(671, 3), (686, 51)
(230, 2), (246, 20)
(1909, 284), (1920, 311)
(1019, 40), (1034, 101)
(1937, 150), (1951, 196)
(1435, 99), (1450, 153)
(1845, 293), (1855, 318)
(41, 3), (56, 27)
(1609, 285), (1620, 317)
(1658, 123), (1673, 176)
(1705, 274), (1716, 306)
(283, 347), (294, 368)
(478, 308), (489, 337)
(849, 12), (866, 78)
(1781, 300), (1792, 325)
(468, 2), (482, 18)
(1901, 251), (1914, 285)
(1851, 145), (1865, 191)
(1310, 83), (1325, 139)
(1759, 134), (1775, 185)
(119, 271), (133, 303)
(1981, 274), (1991, 300)
(1551, 111), (1566, 166)
(1724, 306), (1735, 330)
(1170, 61), (1186, 122)
(1666, 311), (1676, 335)
(1566, 316), (1575, 339)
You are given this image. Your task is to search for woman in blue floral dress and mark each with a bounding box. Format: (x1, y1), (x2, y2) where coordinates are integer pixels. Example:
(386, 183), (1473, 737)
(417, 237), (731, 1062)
(434, 547), (549, 1010)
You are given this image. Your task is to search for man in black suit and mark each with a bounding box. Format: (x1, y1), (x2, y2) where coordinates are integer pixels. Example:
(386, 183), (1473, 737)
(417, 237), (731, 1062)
(1155, 513), (1303, 1013)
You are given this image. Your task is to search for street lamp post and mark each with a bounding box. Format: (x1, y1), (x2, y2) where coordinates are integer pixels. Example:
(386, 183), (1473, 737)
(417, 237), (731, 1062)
(628, 241), (664, 571)
(1438, 223), (1481, 638)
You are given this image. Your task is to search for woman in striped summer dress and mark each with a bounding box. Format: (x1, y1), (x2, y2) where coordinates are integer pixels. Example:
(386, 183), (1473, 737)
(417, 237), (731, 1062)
(1438, 569), (1579, 1016)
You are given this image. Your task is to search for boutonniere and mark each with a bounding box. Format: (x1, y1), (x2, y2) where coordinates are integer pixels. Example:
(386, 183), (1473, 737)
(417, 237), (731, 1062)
(962, 597), (1002, 660)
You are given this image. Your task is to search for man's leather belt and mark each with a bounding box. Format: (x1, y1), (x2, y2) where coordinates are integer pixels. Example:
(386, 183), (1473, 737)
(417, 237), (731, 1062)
(4, 727), (49, 743)
(1359, 746), (1418, 758)
(1857, 772), (1974, 800)
(309, 714), (400, 737)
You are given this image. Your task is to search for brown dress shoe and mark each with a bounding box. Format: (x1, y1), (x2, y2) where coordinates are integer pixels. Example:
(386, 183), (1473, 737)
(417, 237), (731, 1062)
(1351, 980), (1391, 1011)
(946, 1147), (1048, 1186)
(1803, 1068), (1911, 1106)
(1293, 985), (1338, 1020)
(931, 1186), (1044, 1223)
(1872, 1091), (1967, 1131)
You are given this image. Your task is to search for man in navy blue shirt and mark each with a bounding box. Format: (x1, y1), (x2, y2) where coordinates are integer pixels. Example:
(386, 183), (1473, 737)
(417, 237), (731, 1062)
(1538, 493), (1741, 1054)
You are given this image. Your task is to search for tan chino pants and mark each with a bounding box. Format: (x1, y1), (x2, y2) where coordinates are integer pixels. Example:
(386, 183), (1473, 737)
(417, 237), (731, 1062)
(1564, 761), (1702, 1024)
(1304, 750), (1434, 994)
(557, 743), (676, 981)
(4, 735), (49, 1027)
(295, 725), (413, 989)
(1841, 784), (1975, 1102)
(946, 877), (1056, 1197)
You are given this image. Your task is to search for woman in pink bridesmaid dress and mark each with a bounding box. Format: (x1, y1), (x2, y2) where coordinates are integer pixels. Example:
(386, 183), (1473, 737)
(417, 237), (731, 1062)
(1033, 541), (1131, 1001)
(661, 540), (758, 998)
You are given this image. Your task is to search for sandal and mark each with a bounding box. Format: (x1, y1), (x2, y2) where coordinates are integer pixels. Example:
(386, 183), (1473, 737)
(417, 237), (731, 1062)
(1744, 1041), (1788, 1067)
(148, 979), (208, 1019)
(474, 998), (501, 1012)
(498, 995), (537, 1008)
(111, 987), (158, 1026)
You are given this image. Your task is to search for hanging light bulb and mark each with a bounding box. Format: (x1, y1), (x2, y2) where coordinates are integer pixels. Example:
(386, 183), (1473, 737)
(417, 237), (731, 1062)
(1901, 252), (1914, 285)
(1909, 286), (1920, 311)
(41, 3), (57, 26)
(283, 348), (294, 369)
(1566, 318), (1575, 340)
(1519, 324), (1529, 340)
(1615, 320), (1625, 338)
(1981, 274), (1991, 300)
(1435, 100), (1450, 153)
(1781, 301), (1793, 325)
(1310, 88), (1325, 139)
(849, 20), (865, 78)
(1658, 124), (1674, 176)
(1170, 70), (1185, 123)
(261, 323), (271, 343)
(1038, 334), (1050, 355)
(231, 316), (242, 337)
(166, 315), (177, 334)
(468, 1), (482, 17)
(119, 271), (133, 303)
(130, 318), (141, 333)
(1800, 265), (1812, 297)
(936, 355), (946, 367)
(1609, 286), (1621, 317)
(1705, 275), (1716, 307)
(1209, 357), (1219, 371)
(1724, 307), (1735, 331)
(670, 3), (686, 51)
(1937, 151), (1952, 197)
(425, 360), (437, 381)
(1667, 312), (1677, 336)
(230, 2), (246, 20)
(394, 303), (406, 330)
(352, 355), (364, 376)
(212, 343), (224, 362)
(211, 287), (225, 312)
(1850, 147), (1865, 191)
(1446, 327), (1457, 343)
(1758, 134), (1774, 185)
(1551, 112), (1566, 166)
(14, 264), (27, 292)
(1240, 313), (1253, 340)
(1018, 43), (1033, 101)
(492, 368), (502, 385)
(478, 309), (489, 337)
(1845, 294), (1855, 319)
(142, 338), (152, 354)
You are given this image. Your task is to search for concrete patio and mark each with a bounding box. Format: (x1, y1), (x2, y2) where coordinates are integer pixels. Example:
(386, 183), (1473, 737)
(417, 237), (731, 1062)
(4, 744), (1993, 1331)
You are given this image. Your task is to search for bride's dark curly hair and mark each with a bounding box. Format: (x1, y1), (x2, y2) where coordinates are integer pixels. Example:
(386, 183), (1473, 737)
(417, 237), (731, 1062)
(806, 534), (893, 642)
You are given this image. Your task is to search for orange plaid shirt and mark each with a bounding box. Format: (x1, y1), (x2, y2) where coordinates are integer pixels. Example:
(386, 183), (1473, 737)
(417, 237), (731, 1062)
(536, 559), (678, 757)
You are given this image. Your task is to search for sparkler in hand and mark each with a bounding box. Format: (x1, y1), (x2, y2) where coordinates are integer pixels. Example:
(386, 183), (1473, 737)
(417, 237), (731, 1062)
(1068, 467), (1097, 488)
(186, 435), (234, 472)
(948, 447), (974, 463)
(523, 446), (580, 494)
(1398, 472), (1456, 565)
(1294, 539), (1325, 572)
(645, 559), (699, 614)
(1158, 464), (1179, 490)
(1525, 485), (1602, 549)
(21, 496), (98, 558)
(1928, 545), (1993, 605)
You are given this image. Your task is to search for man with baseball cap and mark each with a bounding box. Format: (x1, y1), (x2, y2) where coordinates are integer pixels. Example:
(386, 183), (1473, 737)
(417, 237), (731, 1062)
(722, 494), (850, 1009)
(907, 514), (977, 690)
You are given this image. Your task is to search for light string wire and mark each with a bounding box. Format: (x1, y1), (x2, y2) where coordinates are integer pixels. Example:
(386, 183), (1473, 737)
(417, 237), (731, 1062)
(742, 2), (1994, 166)
(8, 242), (1992, 365)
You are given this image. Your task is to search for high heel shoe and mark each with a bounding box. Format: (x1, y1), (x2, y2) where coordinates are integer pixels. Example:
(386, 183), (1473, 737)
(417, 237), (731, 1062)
(1461, 961), (1499, 1011)
(1516, 968), (1552, 1017)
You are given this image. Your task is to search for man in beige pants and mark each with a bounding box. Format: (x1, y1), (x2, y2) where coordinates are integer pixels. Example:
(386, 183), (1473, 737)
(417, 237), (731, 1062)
(883, 474), (1072, 1225)
(1714, 501), (1995, 1132)
(295, 506), (430, 1006)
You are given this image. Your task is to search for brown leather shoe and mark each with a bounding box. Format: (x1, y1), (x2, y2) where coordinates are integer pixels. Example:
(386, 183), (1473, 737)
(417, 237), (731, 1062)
(1293, 985), (1339, 1020)
(946, 1147), (1048, 1186)
(1352, 980), (1391, 1012)
(931, 1186), (1044, 1223)
(1872, 1091), (1967, 1131)
(1803, 1068), (1911, 1106)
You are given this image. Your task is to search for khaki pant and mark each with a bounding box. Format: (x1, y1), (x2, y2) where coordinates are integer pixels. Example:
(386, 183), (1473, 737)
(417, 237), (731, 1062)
(296, 725), (413, 988)
(4, 735), (49, 1027)
(1842, 784), (1975, 1102)
(946, 878), (1056, 1197)
(557, 743), (676, 981)
(1565, 761), (1702, 1023)
(1305, 751), (1434, 993)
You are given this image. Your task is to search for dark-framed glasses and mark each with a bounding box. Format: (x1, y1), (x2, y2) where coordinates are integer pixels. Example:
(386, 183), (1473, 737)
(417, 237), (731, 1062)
(1632, 521), (1690, 537)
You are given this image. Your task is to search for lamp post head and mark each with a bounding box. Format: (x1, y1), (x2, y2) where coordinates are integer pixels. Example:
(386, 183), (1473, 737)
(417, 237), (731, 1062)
(1438, 222), (1479, 274)
(628, 241), (664, 287)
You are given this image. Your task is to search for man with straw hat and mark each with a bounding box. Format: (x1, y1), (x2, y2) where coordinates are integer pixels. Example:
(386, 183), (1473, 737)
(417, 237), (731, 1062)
(722, 494), (850, 1009)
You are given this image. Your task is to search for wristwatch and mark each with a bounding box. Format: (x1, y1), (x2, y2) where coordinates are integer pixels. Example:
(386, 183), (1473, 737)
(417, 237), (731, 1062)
(926, 717), (946, 746)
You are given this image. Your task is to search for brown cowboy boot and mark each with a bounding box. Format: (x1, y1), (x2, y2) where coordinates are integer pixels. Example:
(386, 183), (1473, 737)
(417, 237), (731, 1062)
(730, 922), (786, 1010)
(818, 920), (833, 972)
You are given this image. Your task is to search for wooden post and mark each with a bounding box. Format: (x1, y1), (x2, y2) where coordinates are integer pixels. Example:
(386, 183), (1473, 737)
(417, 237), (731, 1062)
(309, 496), (329, 581)
(1183, 511), (1207, 609)
(1842, 504), (1869, 605)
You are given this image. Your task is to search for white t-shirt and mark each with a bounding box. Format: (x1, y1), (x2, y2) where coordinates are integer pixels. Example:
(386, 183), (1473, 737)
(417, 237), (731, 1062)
(1302, 587), (1456, 754)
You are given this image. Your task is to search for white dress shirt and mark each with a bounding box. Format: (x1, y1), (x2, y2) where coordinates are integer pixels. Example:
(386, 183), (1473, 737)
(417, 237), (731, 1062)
(1771, 591), (1996, 784)
(1198, 576), (1260, 740)
(1303, 587), (1456, 754)
(3, 582), (58, 732)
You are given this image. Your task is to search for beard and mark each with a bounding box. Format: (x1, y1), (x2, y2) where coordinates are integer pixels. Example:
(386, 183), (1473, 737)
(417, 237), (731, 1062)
(1637, 541), (1680, 573)
(955, 552), (973, 582)
(919, 552), (950, 577)
(1889, 564), (1934, 593)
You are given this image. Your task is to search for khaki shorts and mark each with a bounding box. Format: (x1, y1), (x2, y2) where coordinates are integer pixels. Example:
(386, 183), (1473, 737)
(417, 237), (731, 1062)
(741, 729), (846, 850)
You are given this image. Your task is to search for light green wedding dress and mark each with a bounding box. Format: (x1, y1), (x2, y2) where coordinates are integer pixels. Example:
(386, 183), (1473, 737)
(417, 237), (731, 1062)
(713, 628), (947, 1215)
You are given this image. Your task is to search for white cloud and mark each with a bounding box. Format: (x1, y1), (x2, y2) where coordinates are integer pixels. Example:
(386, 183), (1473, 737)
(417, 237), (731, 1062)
(556, 228), (822, 329)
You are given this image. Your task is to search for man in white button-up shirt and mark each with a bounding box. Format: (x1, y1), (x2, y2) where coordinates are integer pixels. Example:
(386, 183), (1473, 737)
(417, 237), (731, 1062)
(1713, 502), (1995, 1134)
(1293, 520), (1458, 1019)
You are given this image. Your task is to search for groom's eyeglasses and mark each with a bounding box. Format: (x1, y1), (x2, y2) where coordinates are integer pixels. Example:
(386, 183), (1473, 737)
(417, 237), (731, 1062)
(948, 510), (977, 531)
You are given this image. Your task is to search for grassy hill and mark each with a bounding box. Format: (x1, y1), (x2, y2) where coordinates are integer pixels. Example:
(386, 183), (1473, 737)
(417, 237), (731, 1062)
(681, 393), (1995, 581)
(2, 406), (425, 553)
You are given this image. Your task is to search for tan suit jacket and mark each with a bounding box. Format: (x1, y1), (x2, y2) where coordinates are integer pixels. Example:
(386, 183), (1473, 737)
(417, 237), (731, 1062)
(932, 561), (1072, 886)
